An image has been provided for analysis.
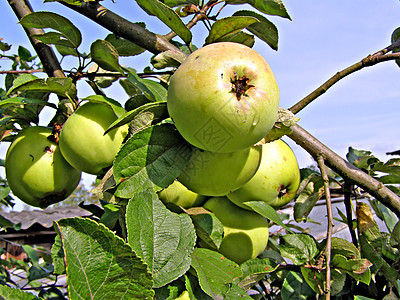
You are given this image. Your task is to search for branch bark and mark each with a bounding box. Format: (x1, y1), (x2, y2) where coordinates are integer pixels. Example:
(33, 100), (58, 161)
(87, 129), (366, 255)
(7, 0), (65, 78)
(289, 124), (400, 218)
(60, 2), (181, 55)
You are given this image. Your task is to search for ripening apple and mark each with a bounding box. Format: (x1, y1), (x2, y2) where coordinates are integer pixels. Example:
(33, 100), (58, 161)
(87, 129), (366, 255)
(158, 180), (207, 209)
(203, 196), (269, 264)
(59, 102), (129, 175)
(178, 145), (262, 196)
(227, 139), (300, 210)
(167, 42), (279, 153)
(5, 126), (81, 208)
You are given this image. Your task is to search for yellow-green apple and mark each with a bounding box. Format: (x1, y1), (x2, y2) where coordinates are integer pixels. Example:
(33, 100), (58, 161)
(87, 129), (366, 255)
(175, 291), (190, 300)
(158, 180), (207, 209)
(5, 126), (81, 208)
(178, 145), (262, 196)
(203, 196), (269, 264)
(59, 102), (129, 175)
(227, 139), (300, 210)
(167, 42), (279, 153)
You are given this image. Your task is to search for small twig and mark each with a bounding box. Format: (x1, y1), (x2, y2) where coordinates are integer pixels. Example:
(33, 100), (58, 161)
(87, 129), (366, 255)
(317, 155), (333, 299)
(289, 40), (400, 114)
(0, 69), (44, 74)
(343, 181), (358, 247)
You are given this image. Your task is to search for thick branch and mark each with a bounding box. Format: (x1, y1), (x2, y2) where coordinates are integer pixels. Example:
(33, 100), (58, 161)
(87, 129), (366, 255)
(289, 47), (400, 114)
(7, 0), (65, 78)
(61, 2), (181, 55)
(289, 124), (400, 218)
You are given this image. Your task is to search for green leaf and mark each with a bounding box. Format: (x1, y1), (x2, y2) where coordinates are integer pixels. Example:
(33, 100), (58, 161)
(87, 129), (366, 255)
(327, 237), (362, 259)
(126, 70), (164, 102)
(331, 254), (372, 285)
(280, 233), (319, 265)
(205, 16), (259, 44)
(191, 248), (242, 299)
(294, 173), (324, 222)
(244, 201), (293, 233)
(151, 50), (188, 69)
(90, 39), (122, 72)
(233, 10), (279, 50)
(113, 123), (192, 198)
(281, 271), (316, 300)
(226, 0), (291, 20)
(191, 213), (224, 249)
(164, 0), (199, 7)
(51, 234), (66, 275)
(301, 267), (346, 296)
(217, 31), (255, 48)
(391, 221), (400, 247)
(106, 101), (169, 135)
(7, 76), (77, 99)
(135, 0), (192, 44)
(105, 33), (145, 57)
(55, 217), (154, 299)
(0, 97), (57, 109)
(82, 95), (126, 117)
(391, 27), (400, 67)
(0, 285), (42, 300)
(237, 258), (278, 291)
(126, 189), (196, 288)
(20, 11), (81, 49)
(374, 158), (400, 176)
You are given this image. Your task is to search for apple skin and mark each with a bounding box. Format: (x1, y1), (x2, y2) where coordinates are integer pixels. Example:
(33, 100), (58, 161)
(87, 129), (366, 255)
(158, 180), (207, 209)
(178, 145), (262, 196)
(59, 102), (129, 175)
(5, 126), (81, 208)
(167, 42), (279, 153)
(203, 196), (269, 265)
(227, 139), (300, 210)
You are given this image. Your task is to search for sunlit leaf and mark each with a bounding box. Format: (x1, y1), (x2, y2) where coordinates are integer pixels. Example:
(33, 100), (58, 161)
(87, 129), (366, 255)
(91, 39), (122, 72)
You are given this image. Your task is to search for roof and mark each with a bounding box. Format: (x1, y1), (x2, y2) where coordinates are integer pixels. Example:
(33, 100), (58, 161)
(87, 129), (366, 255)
(0, 206), (93, 230)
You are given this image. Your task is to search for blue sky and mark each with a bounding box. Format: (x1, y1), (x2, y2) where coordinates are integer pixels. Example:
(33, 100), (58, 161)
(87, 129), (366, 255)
(1, 1), (400, 209)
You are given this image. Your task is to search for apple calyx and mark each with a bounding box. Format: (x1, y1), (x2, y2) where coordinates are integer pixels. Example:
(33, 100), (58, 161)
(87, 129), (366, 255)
(278, 185), (289, 198)
(231, 74), (254, 100)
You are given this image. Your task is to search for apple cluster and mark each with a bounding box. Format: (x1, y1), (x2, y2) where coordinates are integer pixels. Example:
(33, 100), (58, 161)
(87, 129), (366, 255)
(162, 42), (301, 264)
(5, 102), (128, 208)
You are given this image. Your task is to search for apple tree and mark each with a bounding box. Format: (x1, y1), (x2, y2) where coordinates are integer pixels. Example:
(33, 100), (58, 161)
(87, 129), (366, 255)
(1, 0), (400, 299)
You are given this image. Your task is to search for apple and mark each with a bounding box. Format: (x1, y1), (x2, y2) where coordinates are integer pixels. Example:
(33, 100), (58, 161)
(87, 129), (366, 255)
(175, 291), (190, 300)
(203, 196), (269, 264)
(5, 126), (81, 208)
(227, 139), (300, 210)
(59, 102), (129, 175)
(158, 180), (207, 209)
(167, 42), (279, 153)
(178, 145), (262, 196)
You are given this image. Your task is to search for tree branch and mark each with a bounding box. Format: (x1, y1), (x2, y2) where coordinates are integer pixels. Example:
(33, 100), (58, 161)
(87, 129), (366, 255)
(7, 0), (65, 78)
(60, 2), (181, 55)
(289, 124), (400, 218)
(289, 43), (400, 114)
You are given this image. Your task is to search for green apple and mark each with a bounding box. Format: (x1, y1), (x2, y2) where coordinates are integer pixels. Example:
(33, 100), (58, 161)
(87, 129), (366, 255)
(158, 180), (207, 209)
(227, 139), (300, 210)
(5, 126), (81, 208)
(175, 291), (190, 300)
(203, 196), (269, 264)
(178, 145), (262, 196)
(59, 102), (129, 175)
(167, 42), (279, 153)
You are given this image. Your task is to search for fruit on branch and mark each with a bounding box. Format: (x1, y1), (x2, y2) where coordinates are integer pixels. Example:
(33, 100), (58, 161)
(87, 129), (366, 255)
(203, 196), (269, 264)
(5, 126), (81, 208)
(167, 42), (279, 153)
(227, 139), (300, 210)
(59, 102), (129, 175)
(158, 180), (207, 209)
(178, 145), (262, 196)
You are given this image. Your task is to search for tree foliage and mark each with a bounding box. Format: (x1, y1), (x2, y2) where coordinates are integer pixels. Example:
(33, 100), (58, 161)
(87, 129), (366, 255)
(0, 0), (400, 299)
